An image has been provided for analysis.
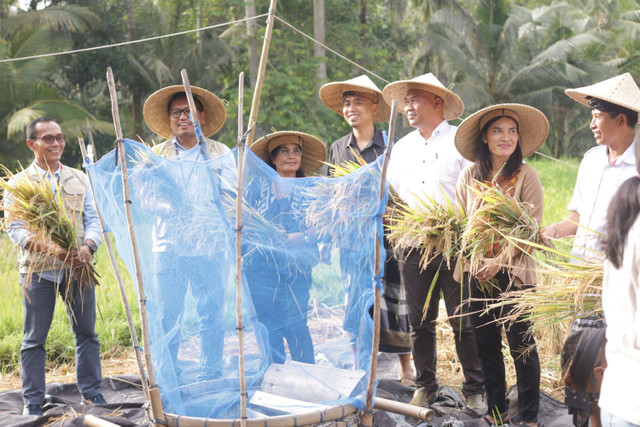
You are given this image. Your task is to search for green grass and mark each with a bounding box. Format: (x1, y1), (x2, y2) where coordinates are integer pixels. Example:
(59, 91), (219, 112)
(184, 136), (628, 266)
(0, 156), (580, 374)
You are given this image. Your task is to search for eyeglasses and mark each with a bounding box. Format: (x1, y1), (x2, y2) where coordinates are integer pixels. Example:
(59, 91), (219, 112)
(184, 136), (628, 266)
(169, 107), (200, 119)
(34, 134), (65, 144)
(278, 147), (302, 157)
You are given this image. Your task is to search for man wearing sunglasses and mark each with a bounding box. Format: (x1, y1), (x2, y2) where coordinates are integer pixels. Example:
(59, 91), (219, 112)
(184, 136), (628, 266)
(5, 117), (105, 416)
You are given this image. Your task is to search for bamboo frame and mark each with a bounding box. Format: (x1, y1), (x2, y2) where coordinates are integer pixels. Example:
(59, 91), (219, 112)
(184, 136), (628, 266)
(106, 66), (166, 426)
(246, 0), (278, 147)
(180, 69), (209, 159)
(235, 71), (248, 427)
(78, 138), (150, 405)
(362, 100), (399, 427)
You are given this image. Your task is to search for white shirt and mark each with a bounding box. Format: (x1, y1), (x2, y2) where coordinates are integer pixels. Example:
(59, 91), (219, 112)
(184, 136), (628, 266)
(568, 141), (637, 260)
(600, 217), (640, 425)
(387, 121), (471, 208)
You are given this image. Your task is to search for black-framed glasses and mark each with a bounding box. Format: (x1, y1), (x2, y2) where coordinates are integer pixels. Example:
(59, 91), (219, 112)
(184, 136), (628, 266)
(34, 134), (65, 144)
(169, 107), (200, 119)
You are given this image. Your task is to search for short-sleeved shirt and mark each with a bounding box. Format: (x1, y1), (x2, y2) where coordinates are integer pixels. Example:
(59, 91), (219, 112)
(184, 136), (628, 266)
(387, 121), (471, 208)
(328, 128), (386, 175)
(568, 141), (637, 260)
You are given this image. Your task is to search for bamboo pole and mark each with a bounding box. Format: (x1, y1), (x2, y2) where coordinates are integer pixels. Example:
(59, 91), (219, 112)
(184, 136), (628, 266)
(84, 414), (120, 427)
(245, 0), (278, 146)
(362, 100), (399, 427)
(235, 71), (248, 427)
(106, 66), (166, 426)
(180, 69), (209, 159)
(78, 138), (150, 404)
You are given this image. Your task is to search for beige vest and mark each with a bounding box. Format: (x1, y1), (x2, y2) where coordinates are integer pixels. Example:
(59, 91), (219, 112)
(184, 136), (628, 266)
(15, 165), (88, 274)
(154, 137), (228, 159)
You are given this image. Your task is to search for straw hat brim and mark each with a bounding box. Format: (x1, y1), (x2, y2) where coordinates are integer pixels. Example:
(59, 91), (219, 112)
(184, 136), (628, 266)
(319, 82), (391, 123)
(251, 131), (327, 174)
(143, 85), (227, 140)
(565, 73), (640, 113)
(382, 81), (465, 120)
(454, 103), (549, 162)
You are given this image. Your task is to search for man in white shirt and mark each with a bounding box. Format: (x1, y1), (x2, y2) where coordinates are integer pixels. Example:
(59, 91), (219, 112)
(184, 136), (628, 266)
(383, 74), (484, 409)
(544, 73), (640, 427)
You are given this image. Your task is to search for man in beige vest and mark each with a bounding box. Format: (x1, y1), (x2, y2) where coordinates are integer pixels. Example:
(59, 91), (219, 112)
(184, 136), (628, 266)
(5, 117), (104, 416)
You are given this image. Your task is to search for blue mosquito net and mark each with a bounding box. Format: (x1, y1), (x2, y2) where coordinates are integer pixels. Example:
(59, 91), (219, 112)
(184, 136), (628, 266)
(87, 139), (386, 419)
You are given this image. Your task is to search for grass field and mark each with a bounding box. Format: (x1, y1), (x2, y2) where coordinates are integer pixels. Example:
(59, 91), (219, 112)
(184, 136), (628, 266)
(0, 156), (580, 393)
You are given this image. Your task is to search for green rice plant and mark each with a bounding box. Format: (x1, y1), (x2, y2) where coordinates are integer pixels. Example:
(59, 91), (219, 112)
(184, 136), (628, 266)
(0, 167), (100, 296)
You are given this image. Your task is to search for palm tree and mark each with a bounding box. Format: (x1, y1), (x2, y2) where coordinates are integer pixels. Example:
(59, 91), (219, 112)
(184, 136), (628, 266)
(0, 4), (112, 168)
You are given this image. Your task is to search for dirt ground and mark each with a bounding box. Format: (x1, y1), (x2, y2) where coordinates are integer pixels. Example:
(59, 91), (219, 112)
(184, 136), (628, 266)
(0, 301), (566, 401)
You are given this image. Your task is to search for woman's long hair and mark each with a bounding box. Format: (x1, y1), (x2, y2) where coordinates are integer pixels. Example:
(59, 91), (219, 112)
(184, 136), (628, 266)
(604, 144), (640, 268)
(472, 115), (523, 182)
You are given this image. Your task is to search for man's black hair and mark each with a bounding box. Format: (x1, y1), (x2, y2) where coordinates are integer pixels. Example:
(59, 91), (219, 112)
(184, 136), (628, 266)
(26, 117), (57, 140)
(588, 97), (638, 128)
(168, 92), (204, 113)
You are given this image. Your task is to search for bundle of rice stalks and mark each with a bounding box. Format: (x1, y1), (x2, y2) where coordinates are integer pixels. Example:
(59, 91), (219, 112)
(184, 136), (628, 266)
(460, 181), (550, 277)
(386, 192), (465, 270)
(221, 192), (286, 246)
(485, 255), (603, 330)
(0, 168), (100, 293)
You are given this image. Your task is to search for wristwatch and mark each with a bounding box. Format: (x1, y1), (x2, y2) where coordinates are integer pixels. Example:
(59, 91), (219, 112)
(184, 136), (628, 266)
(84, 241), (98, 254)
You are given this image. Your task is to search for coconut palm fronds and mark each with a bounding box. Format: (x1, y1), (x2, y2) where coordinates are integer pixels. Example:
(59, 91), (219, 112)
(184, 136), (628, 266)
(0, 167), (100, 293)
(460, 181), (550, 277)
(386, 191), (465, 270)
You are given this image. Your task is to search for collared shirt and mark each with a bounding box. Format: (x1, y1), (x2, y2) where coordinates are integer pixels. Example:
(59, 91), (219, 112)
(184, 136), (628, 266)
(327, 128), (387, 174)
(172, 137), (211, 162)
(387, 121), (471, 207)
(600, 217), (640, 424)
(6, 161), (102, 283)
(568, 141), (637, 260)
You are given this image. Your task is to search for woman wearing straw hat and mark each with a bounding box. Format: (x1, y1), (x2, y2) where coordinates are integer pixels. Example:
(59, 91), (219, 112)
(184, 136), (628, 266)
(454, 104), (549, 427)
(244, 131), (327, 363)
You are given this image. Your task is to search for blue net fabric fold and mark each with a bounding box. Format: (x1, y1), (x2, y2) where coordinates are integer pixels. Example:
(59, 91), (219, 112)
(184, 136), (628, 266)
(88, 139), (386, 418)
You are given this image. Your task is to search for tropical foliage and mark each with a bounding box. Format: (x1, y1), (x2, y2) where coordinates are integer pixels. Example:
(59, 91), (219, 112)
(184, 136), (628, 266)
(1, 0), (640, 168)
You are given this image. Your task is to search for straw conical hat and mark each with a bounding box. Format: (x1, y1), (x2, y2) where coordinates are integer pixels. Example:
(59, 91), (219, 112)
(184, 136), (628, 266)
(319, 75), (391, 123)
(454, 103), (549, 162)
(252, 131), (327, 174)
(382, 73), (465, 120)
(565, 73), (640, 113)
(143, 85), (227, 140)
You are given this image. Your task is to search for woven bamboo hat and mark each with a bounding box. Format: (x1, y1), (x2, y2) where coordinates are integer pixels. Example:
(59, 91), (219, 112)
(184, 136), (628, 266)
(143, 85), (227, 139)
(382, 73), (465, 120)
(252, 131), (327, 174)
(565, 73), (640, 113)
(319, 75), (391, 123)
(454, 103), (549, 162)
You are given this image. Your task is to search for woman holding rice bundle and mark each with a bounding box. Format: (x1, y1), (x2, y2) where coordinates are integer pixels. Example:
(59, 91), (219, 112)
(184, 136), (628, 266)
(454, 104), (549, 426)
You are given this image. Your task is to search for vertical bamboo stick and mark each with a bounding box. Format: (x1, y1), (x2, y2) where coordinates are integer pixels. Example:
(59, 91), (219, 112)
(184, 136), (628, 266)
(180, 69), (209, 159)
(362, 99), (399, 427)
(78, 137), (150, 403)
(235, 72), (248, 426)
(106, 66), (165, 426)
(245, 0), (278, 146)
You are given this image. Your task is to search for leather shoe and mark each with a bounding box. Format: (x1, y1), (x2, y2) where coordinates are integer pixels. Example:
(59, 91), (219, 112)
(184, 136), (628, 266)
(466, 393), (485, 410)
(82, 393), (107, 405)
(23, 403), (43, 416)
(408, 387), (437, 406)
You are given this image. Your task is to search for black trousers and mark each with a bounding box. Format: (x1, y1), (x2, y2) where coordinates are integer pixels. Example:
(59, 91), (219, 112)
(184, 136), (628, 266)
(468, 272), (540, 422)
(400, 251), (484, 397)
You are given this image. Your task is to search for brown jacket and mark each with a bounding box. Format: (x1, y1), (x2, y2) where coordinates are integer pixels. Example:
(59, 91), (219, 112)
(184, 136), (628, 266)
(454, 163), (543, 287)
